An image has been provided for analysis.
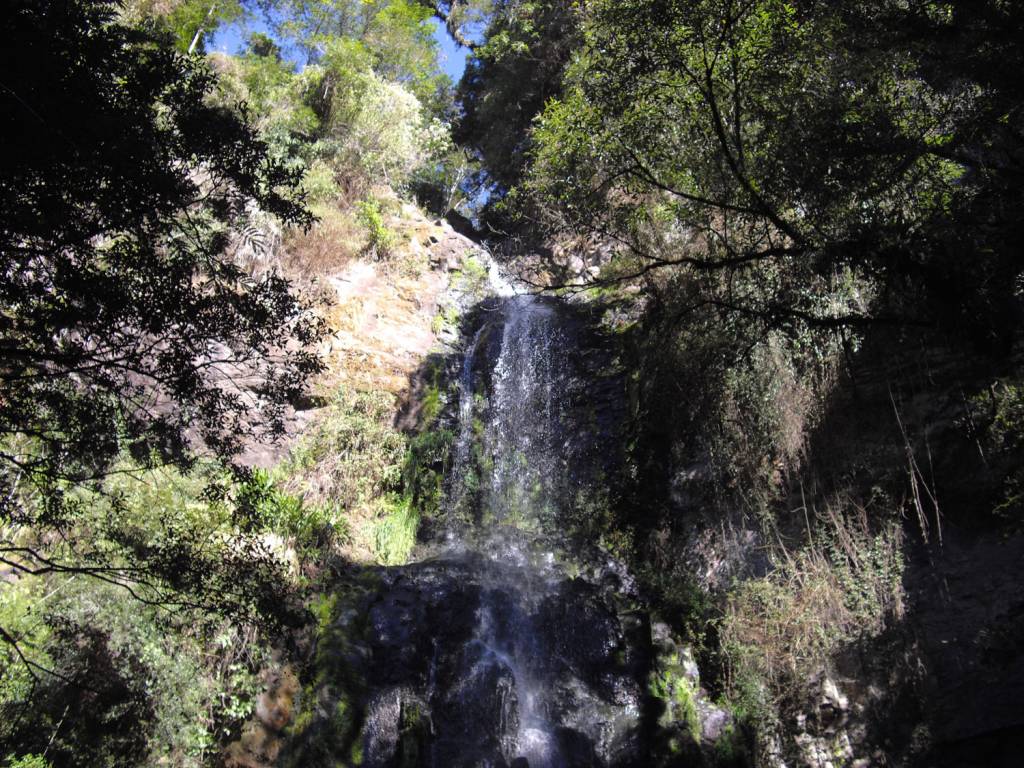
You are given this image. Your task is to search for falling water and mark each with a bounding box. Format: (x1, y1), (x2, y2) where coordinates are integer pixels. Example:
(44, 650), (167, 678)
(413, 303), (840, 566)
(346, 290), (648, 768)
(442, 295), (572, 765)
(485, 296), (566, 525)
(446, 324), (486, 514)
(437, 294), (624, 768)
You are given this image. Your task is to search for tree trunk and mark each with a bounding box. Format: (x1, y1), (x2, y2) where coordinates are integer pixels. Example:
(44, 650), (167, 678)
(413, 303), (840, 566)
(188, 2), (219, 55)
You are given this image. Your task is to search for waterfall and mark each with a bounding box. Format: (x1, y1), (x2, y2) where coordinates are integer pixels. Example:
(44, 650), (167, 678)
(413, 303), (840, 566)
(442, 295), (571, 766)
(345, 291), (648, 768)
(485, 296), (566, 525)
(446, 323), (486, 515)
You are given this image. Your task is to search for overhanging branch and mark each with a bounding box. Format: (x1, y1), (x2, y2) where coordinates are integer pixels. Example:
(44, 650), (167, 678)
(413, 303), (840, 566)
(423, 1), (479, 51)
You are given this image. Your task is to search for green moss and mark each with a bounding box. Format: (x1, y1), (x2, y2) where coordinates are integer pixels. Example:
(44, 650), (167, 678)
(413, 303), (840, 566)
(420, 384), (444, 426)
(445, 305), (461, 328)
(313, 594), (339, 634)
(289, 708), (316, 737)
(675, 676), (701, 744)
(285, 584), (371, 768)
(649, 654), (702, 744)
(403, 426), (454, 519)
(714, 723), (750, 764)
(349, 738), (365, 765)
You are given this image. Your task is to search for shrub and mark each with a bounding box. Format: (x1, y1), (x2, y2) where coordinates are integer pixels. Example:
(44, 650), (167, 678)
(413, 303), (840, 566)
(314, 39), (452, 192)
(278, 387), (409, 562)
(453, 255), (492, 300)
(356, 197), (399, 259)
(236, 468), (347, 552)
(5, 755), (52, 768)
(963, 379), (1024, 523)
(281, 388), (407, 512)
(720, 498), (904, 703)
(1, 620), (155, 768)
(1, 459), (292, 766)
(302, 160), (341, 204)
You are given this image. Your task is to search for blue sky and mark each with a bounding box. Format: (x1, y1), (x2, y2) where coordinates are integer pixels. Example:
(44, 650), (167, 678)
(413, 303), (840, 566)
(208, 16), (469, 82)
(431, 18), (470, 82)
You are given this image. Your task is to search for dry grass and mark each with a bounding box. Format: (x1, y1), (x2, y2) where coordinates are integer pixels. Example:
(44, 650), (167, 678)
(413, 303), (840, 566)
(713, 332), (825, 497)
(721, 494), (905, 702)
(280, 203), (364, 277)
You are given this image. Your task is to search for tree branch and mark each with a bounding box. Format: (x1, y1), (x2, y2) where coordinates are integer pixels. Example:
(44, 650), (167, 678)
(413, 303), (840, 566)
(423, 1), (479, 51)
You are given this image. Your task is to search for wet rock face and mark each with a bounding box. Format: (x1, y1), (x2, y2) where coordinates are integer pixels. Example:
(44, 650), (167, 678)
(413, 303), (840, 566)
(431, 647), (519, 767)
(451, 296), (626, 528)
(351, 545), (651, 768)
(342, 298), (656, 768)
(364, 560), (482, 680)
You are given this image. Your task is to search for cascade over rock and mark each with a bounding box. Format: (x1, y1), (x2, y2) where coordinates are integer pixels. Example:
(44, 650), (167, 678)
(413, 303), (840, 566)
(284, 286), (731, 768)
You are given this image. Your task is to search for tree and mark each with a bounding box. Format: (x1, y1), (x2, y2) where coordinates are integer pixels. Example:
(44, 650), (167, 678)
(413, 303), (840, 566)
(265, 0), (453, 114)
(453, 0), (580, 196)
(124, 0), (248, 53)
(1, 622), (156, 767)
(419, 0), (490, 50)
(525, 0), (1024, 348)
(0, 0), (320, 643)
(247, 30), (283, 59)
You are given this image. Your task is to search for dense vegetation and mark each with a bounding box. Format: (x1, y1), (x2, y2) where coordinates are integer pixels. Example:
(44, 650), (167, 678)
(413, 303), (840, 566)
(3, 0), (1023, 765)
(528, 0), (1024, 341)
(1, 1), (463, 764)
(459, 0), (1024, 762)
(533, 0), (1020, 759)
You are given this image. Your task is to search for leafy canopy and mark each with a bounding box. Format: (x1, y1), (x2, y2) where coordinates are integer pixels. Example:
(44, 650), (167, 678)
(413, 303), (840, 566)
(453, 0), (579, 197)
(268, 0), (452, 109)
(525, 0), (1024, 347)
(123, 0), (248, 53)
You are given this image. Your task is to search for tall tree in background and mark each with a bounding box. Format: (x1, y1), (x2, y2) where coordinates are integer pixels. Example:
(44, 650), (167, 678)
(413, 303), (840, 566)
(259, 0), (454, 120)
(453, 0), (579, 200)
(124, 0), (248, 52)
(419, 0), (489, 49)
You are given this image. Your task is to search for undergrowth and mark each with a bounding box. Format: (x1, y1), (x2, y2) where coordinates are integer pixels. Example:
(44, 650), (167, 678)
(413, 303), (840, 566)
(720, 496), (905, 722)
(373, 495), (419, 566)
(0, 459), (299, 766)
(277, 387), (408, 558)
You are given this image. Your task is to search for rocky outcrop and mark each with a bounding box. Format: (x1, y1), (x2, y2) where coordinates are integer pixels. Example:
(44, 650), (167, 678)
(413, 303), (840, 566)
(266, 283), (744, 768)
(284, 537), (658, 768)
(223, 199), (504, 766)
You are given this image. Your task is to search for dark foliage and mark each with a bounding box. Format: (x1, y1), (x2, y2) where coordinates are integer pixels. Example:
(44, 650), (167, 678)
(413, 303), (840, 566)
(454, 0), (578, 197)
(0, 621), (156, 768)
(0, 0), (319, 645)
(0, 0), (323, 494)
(247, 30), (283, 60)
(527, 0), (1024, 350)
(831, 0), (1024, 347)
